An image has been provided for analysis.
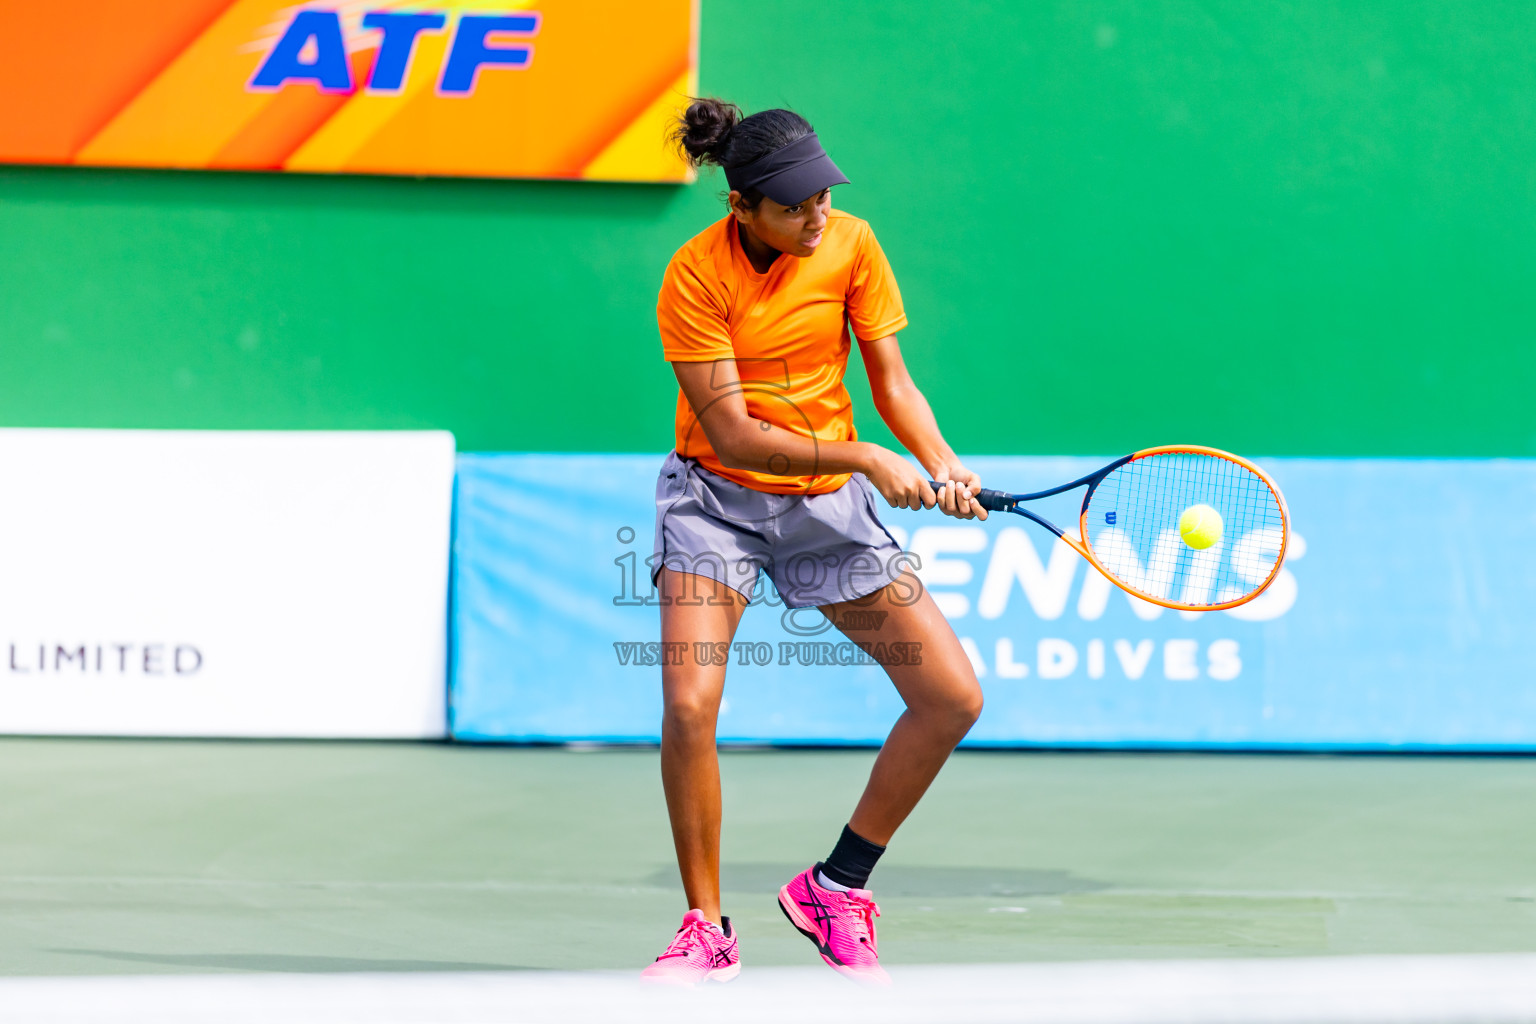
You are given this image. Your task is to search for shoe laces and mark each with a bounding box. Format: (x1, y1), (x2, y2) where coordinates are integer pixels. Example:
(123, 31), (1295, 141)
(660, 916), (718, 958)
(845, 891), (881, 947)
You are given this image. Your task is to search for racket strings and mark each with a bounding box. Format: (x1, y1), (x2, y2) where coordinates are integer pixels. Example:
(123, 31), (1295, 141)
(1082, 452), (1286, 610)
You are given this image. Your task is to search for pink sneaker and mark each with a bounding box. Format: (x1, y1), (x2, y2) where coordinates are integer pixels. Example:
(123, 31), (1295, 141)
(778, 864), (890, 984)
(640, 909), (740, 987)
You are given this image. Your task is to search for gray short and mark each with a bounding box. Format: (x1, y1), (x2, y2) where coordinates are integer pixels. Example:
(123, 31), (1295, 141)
(651, 451), (909, 609)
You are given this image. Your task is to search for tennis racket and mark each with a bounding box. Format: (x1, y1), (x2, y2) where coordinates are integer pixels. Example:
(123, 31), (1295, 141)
(929, 445), (1289, 612)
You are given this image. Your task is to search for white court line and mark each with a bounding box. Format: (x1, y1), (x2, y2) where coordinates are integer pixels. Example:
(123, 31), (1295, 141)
(4, 955), (1536, 1024)
(3, 875), (1528, 902)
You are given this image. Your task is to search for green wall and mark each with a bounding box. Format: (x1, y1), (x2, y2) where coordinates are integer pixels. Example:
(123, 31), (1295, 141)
(2, 1), (1532, 456)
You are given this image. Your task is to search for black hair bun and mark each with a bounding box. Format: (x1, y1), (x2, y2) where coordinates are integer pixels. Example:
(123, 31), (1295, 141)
(675, 97), (742, 167)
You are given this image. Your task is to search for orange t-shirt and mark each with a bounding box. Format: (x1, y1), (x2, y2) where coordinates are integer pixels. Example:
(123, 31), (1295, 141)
(657, 209), (908, 494)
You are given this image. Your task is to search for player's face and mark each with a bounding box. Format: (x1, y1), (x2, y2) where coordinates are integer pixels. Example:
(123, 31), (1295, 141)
(734, 188), (832, 258)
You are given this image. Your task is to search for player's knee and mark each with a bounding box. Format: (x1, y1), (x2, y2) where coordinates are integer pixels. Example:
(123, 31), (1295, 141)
(663, 693), (719, 737)
(958, 686), (984, 727)
(946, 686), (983, 736)
(920, 685), (983, 740)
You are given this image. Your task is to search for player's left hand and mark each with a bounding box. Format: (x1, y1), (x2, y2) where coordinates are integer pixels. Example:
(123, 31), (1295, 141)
(932, 463), (987, 521)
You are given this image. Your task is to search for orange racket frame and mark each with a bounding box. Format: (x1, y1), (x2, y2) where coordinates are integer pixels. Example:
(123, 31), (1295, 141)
(931, 444), (1290, 612)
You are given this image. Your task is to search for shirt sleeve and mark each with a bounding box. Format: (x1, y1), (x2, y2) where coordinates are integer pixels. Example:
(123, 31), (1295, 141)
(846, 222), (909, 342)
(657, 256), (734, 362)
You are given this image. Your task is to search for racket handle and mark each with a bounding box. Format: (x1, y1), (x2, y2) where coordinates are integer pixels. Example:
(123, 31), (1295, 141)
(927, 481), (1014, 512)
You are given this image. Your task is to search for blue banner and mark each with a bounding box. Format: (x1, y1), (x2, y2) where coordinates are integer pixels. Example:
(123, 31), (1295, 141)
(450, 454), (1536, 749)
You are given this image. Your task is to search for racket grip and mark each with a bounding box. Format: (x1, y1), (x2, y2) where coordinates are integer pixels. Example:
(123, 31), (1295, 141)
(927, 481), (1014, 512)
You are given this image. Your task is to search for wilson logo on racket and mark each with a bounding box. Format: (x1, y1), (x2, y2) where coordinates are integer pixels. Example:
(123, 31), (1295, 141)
(930, 445), (1289, 612)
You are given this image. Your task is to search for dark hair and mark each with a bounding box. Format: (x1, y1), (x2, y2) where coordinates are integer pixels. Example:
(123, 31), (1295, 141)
(673, 98), (813, 209)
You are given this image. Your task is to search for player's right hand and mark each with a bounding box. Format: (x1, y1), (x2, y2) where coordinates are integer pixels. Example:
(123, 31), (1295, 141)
(863, 445), (936, 511)
(932, 463), (988, 522)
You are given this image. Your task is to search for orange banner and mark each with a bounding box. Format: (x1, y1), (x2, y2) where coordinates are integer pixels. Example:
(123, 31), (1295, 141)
(0, 1), (696, 182)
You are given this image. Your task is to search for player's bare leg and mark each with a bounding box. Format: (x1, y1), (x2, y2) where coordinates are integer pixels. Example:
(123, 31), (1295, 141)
(658, 568), (749, 924)
(820, 573), (983, 845)
(776, 573), (980, 982)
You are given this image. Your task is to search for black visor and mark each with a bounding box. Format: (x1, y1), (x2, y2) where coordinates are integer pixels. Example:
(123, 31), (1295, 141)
(723, 132), (849, 205)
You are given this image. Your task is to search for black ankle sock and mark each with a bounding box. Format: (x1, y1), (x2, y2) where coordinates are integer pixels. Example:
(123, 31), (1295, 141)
(819, 824), (886, 889)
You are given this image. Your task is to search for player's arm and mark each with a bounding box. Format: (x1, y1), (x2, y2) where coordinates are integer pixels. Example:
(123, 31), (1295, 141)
(671, 358), (937, 511)
(859, 335), (986, 521)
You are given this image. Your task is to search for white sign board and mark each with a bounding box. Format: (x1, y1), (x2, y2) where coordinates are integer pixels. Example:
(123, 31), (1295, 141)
(0, 430), (454, 738)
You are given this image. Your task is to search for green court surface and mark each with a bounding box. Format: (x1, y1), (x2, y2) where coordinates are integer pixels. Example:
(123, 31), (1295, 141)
(2, 739), (1534, 977)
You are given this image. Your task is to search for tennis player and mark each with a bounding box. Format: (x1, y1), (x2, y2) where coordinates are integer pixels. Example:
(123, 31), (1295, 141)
(640, 99), (987, 987)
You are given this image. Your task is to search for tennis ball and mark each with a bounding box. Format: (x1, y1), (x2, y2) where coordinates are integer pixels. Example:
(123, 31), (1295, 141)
(1179, 504), (1223, 549)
